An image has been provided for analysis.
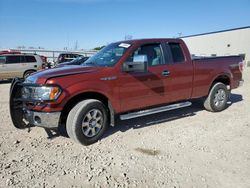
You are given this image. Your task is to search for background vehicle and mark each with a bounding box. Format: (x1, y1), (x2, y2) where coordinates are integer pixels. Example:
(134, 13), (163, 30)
(56, 53), (83, 65)
(56, 56), (89, 67)
(10, 38), (244, 145)
(0, 53), (44, 80)
(0, 50), (21, 55)
(40, 55), (49, 69)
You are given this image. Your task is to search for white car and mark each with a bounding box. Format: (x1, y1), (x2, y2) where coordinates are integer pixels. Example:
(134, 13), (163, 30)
(0, 54), (44, 80)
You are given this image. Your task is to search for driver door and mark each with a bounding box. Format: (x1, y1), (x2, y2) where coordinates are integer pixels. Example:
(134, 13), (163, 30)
(119, 43), (171, 112)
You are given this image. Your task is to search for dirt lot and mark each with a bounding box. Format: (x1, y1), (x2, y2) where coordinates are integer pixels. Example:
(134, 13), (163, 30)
(0, 69), (250, 188)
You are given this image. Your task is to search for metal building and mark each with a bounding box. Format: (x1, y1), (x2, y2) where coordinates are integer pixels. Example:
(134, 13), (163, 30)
(181, 26), (250, 66)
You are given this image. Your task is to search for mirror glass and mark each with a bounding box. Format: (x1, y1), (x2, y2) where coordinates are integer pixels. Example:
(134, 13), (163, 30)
(123, 54), (148, 72)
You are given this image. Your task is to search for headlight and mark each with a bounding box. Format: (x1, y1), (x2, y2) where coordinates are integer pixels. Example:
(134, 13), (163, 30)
(22, 86), (61, 101)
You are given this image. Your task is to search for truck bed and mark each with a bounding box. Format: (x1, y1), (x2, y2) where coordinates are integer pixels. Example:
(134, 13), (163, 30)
(191, 55), (243, 98)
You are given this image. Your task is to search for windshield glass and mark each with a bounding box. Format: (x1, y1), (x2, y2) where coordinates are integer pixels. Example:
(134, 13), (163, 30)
(84, 42), (131, 67)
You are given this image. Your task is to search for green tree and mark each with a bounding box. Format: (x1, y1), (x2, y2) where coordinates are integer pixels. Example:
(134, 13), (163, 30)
(93, 46), (105, 51)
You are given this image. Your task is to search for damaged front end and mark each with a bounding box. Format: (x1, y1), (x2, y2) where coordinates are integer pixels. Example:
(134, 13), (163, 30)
(9, 78), (62, 129)
(9, 78), (27, 129)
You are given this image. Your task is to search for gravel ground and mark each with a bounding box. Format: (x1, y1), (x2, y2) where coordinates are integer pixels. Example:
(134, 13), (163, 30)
(0, 69), (250, 188)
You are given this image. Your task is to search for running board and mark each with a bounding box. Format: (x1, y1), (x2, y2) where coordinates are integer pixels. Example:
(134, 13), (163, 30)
(120, 101), (192, 120)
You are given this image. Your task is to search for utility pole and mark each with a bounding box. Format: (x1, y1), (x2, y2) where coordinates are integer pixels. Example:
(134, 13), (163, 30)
(74, 40), (78, 51)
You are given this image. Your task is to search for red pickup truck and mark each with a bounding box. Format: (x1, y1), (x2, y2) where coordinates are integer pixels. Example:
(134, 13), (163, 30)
(10, 38), (244, 145)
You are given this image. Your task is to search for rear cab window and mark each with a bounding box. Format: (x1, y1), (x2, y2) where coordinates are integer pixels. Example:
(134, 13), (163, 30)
(167, 43), (185, 63)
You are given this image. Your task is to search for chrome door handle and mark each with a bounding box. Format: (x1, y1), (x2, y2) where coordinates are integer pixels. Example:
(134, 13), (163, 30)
(162, 70), (170, 76)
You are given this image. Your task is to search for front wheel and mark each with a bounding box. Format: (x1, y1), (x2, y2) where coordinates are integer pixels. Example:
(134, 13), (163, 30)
(204, 82), (229, 112)
(66, 99), (108, 145)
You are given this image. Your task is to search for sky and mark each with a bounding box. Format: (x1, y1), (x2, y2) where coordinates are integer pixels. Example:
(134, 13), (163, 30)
(0, 0), (249, 50)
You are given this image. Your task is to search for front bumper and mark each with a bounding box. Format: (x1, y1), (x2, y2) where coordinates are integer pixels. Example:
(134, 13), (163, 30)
(24, 110), (61, 129)
(9, 77), (61, 129)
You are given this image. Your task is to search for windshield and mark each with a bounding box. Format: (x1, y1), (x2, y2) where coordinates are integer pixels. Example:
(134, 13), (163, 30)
(84, 42), (131, 67)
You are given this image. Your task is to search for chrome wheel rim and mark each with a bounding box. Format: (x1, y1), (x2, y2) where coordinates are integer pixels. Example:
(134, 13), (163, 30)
(213, 89), (226, 107)
(82, 109), (103, 138)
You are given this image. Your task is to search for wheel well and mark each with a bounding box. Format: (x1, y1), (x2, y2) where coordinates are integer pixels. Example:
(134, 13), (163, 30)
(59, 92), (109, 128)
(209, 75), (230, 93)
(23, 69), (36, 77)
(213, 75), (230, 86)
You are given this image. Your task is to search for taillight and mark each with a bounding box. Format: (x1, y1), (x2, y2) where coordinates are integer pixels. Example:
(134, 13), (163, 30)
(239, 61), (244, 73)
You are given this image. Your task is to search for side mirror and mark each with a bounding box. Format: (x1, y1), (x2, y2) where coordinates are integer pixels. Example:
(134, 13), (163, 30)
(122, 55), (148, 72)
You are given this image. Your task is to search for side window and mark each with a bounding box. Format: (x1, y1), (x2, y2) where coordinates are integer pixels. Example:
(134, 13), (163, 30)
(25, 56), (36, 63)
(169, 43), (185, 63)
(6, 56), (21, 64)
(70, 54), (77, 58)
(0, 56), (6, 63)
(20, 56), (25, 63)
(126, 43), (164, 66)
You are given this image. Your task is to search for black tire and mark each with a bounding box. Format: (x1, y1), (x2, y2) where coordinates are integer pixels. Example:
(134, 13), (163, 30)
(204, 82), (229, 112)
(24, 70), (35, 79)
(66, 99), (108, 145)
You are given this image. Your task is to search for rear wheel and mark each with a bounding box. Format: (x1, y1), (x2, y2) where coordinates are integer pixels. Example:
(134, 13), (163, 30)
(66, 99), (108, 145)
(204, 82), (229, 112)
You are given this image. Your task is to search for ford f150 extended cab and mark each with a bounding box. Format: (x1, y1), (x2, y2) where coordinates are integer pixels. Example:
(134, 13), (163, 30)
(9, 38), (244, 145)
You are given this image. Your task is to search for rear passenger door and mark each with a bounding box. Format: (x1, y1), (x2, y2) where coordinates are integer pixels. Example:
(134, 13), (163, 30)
(163, 42), (193, 102)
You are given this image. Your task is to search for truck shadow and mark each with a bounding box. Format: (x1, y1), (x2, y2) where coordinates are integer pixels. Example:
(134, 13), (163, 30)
(53, 93), (242, 140)
(102, 99), (203, 138)
(229, 93), (243, 104)
(102, 93), (243, 139)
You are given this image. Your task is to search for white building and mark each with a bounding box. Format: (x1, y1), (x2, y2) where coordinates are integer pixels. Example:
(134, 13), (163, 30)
(182, 26), (250, 66)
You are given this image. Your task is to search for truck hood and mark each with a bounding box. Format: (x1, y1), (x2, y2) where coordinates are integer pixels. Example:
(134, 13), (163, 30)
(26, 65), (99, 83)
